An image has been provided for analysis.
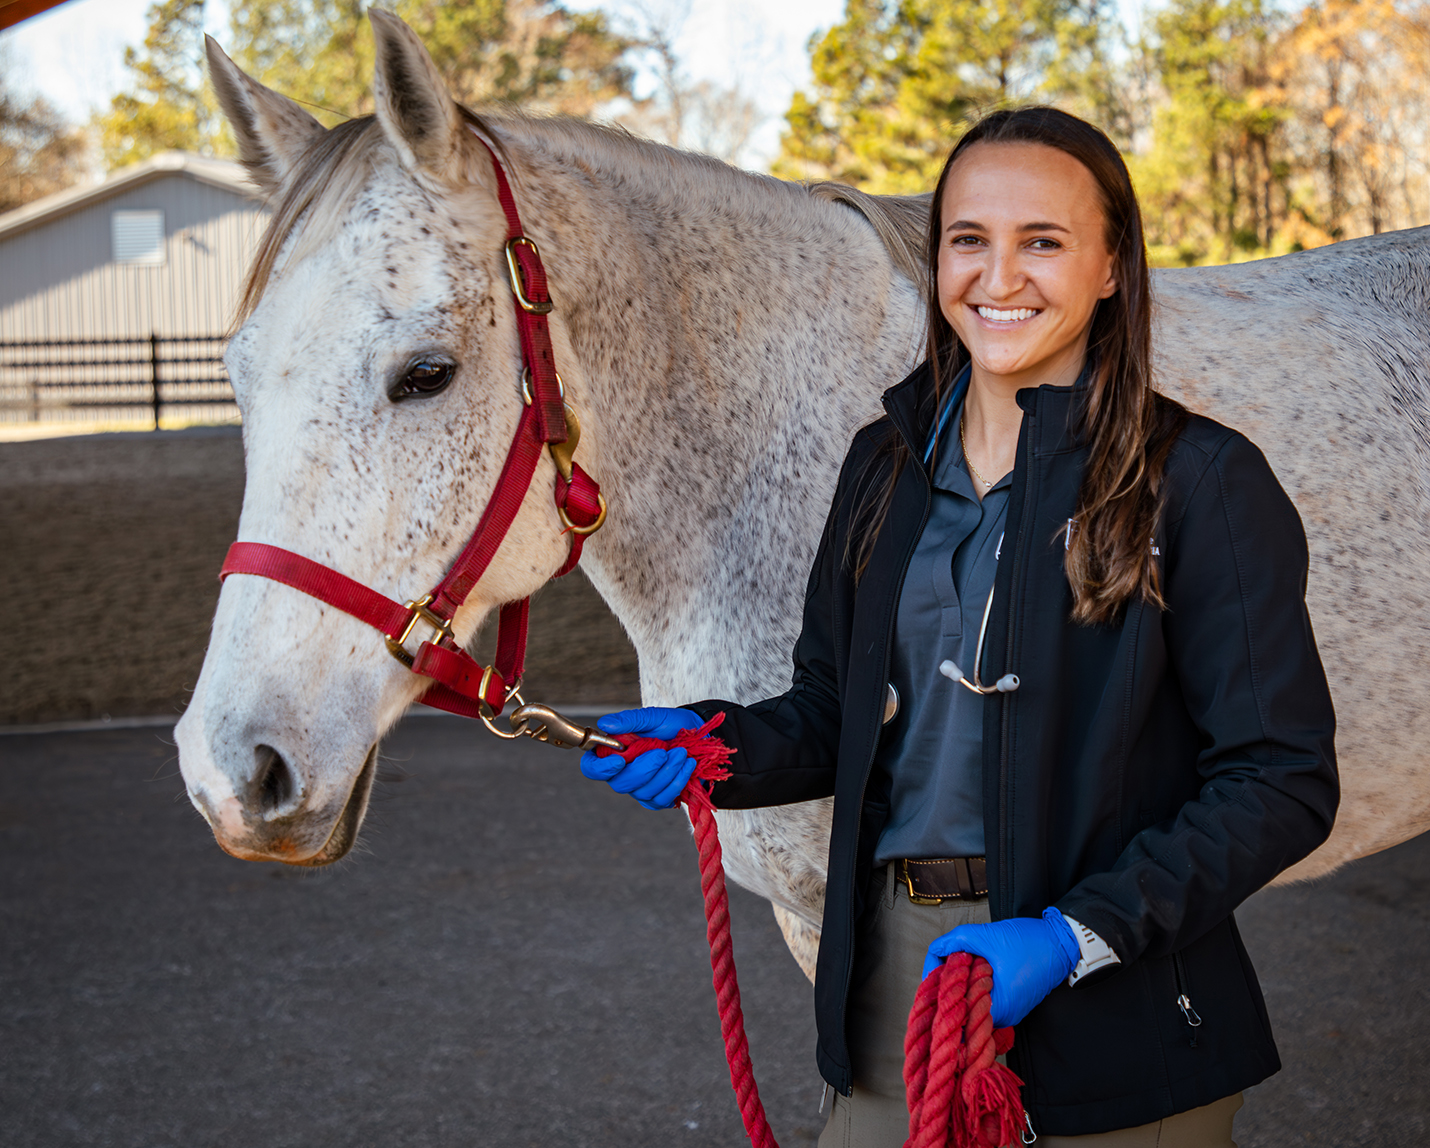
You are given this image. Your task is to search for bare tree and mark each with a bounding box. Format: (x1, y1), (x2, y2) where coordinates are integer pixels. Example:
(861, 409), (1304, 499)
(682, 79), (760, 166)
(608, 0), (767, 168)
(0, 46), (90, 213)
(1277, 0), (1430, 238)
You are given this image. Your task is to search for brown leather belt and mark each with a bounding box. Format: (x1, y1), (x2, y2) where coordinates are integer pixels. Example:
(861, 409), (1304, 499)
(898, 857), (988, 904)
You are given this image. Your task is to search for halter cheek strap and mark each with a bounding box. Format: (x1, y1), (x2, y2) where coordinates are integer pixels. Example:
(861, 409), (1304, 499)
(219, 135), (605, 721)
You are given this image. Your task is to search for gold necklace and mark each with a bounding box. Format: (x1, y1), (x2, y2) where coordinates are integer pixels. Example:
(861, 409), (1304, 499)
(960, 416), (995, 489)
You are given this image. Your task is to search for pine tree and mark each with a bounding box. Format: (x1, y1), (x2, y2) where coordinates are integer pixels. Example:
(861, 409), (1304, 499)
(774, 0), (1123, 193)
(98, 0), (219, 168)
(1131, 0), (1287, 265)
(95, 0), (637, 170)
(227, 0), (635, 123)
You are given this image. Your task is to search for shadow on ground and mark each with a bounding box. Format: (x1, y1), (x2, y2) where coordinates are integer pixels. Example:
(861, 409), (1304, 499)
(2, 719), (1427, 1147)
(1, 719), (821, 1148)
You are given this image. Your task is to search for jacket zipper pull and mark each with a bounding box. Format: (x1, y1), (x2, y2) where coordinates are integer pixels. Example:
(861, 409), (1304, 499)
(1021, 1110), (1038, 1144)
(1177, 992), (1202, 1028)
(1177, 992), (1202, 1047)
(1173, 952), (1202, 1047)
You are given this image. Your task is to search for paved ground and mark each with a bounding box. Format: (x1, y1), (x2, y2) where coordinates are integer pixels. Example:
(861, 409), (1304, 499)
(2, 719), (1427, 1148)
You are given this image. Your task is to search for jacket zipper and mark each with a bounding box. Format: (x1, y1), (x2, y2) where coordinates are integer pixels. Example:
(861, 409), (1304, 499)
(838, 445), (931, 1094)
(1172, 951), (1202, 1047)
(998, 407), (1037, 919)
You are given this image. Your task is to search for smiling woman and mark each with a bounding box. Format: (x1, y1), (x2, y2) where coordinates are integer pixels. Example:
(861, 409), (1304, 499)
(582, 106), (1338, 1146)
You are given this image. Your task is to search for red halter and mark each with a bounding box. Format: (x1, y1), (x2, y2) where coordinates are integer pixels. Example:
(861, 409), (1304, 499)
(220, 137), (606, 722)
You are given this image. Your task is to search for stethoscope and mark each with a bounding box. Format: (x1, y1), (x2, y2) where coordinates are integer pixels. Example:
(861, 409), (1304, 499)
(925, 367), (1020, 697)
(939, 581), (1020, 694)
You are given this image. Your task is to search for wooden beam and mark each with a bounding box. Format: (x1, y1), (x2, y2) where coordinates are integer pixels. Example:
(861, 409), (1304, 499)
(0, 0), (76, 33)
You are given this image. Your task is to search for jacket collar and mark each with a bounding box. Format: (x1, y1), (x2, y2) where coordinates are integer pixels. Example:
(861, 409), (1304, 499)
(883, 359), (1092, 460)
(1017, 379), (1087, 455)
(881, 361), (933, 458)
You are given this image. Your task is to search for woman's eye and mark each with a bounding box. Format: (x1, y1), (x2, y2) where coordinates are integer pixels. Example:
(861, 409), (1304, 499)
(392, 360), (456, 400)
(1029, 238), (1061, 250)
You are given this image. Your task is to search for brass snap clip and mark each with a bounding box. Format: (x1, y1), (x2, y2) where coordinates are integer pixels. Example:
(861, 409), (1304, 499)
(508, 702), (623, 751)
(547, 402), (608, 537)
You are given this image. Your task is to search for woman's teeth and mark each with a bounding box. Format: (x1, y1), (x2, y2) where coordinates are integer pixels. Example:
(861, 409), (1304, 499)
(977, 306), (1039, 322)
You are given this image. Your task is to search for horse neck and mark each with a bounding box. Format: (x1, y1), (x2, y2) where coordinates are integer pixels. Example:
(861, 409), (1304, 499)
(500, 123), (926, 703)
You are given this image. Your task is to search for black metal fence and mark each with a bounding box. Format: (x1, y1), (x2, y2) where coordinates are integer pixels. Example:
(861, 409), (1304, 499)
(0, 335), (236, 430)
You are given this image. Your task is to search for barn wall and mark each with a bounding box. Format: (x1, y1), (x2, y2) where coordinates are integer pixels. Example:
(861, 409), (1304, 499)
(0, 174), (268, 341)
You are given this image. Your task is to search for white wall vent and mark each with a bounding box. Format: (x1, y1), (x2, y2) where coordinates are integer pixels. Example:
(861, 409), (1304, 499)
(112, 210), (166, 265)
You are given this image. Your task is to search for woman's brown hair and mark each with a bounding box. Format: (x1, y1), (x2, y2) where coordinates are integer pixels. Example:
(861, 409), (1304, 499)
(851, 106), (1186, 625)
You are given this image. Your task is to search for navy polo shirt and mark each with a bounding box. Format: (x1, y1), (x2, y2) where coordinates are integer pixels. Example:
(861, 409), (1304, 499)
(872, 393), (1011, 864)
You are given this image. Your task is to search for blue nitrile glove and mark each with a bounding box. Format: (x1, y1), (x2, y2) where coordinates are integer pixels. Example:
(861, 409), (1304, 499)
(921, 908), (1081, 1028)
(579, 707), (702, 810)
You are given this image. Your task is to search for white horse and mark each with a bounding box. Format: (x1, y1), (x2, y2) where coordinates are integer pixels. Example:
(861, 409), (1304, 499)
(178, 10), (1430, 981)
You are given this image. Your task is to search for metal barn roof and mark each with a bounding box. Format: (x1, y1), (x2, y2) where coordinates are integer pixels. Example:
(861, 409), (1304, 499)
(0, 153), (263, 242)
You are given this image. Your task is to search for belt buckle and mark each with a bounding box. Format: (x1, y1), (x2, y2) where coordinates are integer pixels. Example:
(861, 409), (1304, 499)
(899, 859), (950, 905)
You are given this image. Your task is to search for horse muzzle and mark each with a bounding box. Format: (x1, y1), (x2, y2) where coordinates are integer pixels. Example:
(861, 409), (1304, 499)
(178, 708), (380, 865)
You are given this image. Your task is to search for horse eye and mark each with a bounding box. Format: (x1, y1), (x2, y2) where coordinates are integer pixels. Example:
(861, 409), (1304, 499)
(392, 359), (456, 401)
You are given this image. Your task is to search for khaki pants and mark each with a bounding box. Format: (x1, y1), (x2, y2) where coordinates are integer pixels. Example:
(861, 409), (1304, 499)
(818, 864), (1242, 1148)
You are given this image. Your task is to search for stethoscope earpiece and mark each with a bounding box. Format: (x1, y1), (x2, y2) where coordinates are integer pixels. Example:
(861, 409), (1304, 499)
(937, 584), (1021, 694)
(940, 658), (1020, 694)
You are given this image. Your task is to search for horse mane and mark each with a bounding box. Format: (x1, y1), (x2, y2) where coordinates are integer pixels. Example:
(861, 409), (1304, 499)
(510, 115), (933, 290)
(235, 107), (932, 327)
(807, 183), (930, 295)
(236, 114), (386, 326)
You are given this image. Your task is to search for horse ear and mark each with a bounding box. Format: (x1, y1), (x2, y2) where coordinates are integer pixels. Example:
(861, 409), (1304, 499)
(205, 35), (324, 197)
(368, 8), (467, 183)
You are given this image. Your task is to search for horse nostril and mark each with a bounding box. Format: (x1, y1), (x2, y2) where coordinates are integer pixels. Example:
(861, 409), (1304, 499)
(254, 744), (297, 816)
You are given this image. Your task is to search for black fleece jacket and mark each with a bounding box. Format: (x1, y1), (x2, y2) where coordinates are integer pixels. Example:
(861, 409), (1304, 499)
(690, 363), (1338, 1136)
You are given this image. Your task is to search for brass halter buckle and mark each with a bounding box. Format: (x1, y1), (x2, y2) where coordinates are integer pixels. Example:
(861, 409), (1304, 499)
(385, 594), (455, 668)
(505, 237), (554, 314)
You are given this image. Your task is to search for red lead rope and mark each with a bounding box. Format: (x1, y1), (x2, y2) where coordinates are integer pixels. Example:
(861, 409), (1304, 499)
(599, 715), (776, 1148)
(905, 957), (1025, 1148)
(594, 717), (1027, 1148)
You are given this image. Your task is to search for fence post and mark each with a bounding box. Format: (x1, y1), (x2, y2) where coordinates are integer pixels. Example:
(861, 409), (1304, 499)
(150, 333), (161, 431)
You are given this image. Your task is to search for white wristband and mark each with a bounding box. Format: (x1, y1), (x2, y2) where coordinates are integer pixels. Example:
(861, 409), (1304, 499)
(1062, 914), (1121, 987)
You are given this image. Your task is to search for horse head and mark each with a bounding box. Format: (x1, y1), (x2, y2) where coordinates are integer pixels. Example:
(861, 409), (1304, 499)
(176, 10), (586, 865)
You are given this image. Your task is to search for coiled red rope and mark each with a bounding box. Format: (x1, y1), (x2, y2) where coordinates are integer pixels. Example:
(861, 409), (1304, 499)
(905, 953), (1024, 1148)
(595, 713), (1026, 1148)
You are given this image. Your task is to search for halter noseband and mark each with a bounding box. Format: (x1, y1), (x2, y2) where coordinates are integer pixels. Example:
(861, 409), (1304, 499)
(219, 136), (606, 733)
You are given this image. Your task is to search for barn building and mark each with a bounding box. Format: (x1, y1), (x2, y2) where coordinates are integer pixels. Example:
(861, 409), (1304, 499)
(0, 152), (269, 430)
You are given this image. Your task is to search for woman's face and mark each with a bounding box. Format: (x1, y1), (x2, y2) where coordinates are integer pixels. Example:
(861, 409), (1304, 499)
(937, 141), (1118, 392)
